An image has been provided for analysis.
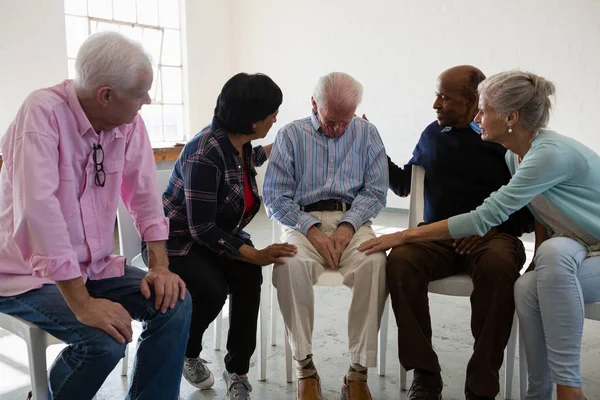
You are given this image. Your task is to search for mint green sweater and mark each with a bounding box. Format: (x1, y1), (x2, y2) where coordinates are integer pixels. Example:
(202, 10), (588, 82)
(448, 130), (600, 239)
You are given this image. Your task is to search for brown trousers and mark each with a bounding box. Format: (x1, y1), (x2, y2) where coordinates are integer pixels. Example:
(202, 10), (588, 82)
(386, 233), (525, 397)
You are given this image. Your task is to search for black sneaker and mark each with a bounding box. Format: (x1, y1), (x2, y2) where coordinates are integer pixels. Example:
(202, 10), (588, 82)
(408, 370), (443, 400)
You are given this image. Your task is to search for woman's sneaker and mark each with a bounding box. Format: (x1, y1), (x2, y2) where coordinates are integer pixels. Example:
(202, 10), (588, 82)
(183, 358), (215, 389)
(223, 369), (252, 399)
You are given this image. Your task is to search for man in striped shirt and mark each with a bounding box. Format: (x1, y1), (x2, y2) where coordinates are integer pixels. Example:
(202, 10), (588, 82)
(263, 72), (389, 400)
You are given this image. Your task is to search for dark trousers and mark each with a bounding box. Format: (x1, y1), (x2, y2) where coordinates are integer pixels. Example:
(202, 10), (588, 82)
(168, 244), (263, 375)
(386, 233), (525, 397)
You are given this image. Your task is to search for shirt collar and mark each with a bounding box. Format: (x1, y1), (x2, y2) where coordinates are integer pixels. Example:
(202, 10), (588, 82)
(65, 80), (95, 137)
(310, 109), (323, 133)
(440, 120), (481, 134)
(65, 79), (124, 140)
(212, 125), (252, 156)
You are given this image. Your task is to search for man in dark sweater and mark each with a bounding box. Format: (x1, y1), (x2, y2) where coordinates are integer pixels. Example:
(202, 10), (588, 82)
(386, 66), (533, 400)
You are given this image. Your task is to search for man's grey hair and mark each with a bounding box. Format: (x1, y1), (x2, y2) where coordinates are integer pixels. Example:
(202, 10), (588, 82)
(313, 72), (363, 110)
(479, 70), (556, 132)
(75, 31), (152, 97)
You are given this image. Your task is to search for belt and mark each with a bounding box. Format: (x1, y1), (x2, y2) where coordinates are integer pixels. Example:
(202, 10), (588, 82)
(301, 200), (351, 213)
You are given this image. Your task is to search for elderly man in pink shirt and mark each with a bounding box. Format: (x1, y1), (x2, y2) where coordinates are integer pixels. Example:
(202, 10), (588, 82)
(0, 32), (191, 400)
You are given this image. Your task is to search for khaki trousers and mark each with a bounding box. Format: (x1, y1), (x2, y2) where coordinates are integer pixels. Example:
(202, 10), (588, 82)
(272, 211), (388, 367)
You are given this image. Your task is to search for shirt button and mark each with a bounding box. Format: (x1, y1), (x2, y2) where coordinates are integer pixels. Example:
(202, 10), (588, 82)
(238, 165), (242, 169)
(330, 159), (334, 163)
(50, 260), (57, 267)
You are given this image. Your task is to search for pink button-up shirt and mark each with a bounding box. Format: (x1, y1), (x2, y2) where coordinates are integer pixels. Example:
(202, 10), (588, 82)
(0, 80), (169, 296)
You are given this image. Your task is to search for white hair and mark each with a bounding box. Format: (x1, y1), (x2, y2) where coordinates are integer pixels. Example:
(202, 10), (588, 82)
(313, 72), (363, 110)
(479, 70), (556, 132)
(75, 31), (152, 97)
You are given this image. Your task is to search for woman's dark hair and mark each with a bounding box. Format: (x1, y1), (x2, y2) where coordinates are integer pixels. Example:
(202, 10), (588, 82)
(213, 73), (283, 135)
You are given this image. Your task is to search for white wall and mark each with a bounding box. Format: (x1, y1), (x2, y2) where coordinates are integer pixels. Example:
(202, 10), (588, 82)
(3, 0), (599, 210)
(0, 0), (68, 134)
(229, 0), (600, 208)
(183, 0), (233, 135)
(0, 0), (231, 140)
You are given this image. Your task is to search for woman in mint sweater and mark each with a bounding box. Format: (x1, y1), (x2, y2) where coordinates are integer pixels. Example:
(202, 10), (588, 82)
(360, 70), (600, 400)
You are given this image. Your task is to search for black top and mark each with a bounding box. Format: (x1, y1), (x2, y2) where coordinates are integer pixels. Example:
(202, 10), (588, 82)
(388, 121), (533, 236)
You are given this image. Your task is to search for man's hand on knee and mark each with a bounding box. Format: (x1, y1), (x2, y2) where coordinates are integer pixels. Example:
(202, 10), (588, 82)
(330, 223), (355, 265)
(141, 267), (187, 314)
(306, 225), (338, 268)
(76, 298), (133, 344)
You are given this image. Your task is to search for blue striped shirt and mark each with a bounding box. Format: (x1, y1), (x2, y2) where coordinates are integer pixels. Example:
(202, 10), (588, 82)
(263, 111), (388, 234)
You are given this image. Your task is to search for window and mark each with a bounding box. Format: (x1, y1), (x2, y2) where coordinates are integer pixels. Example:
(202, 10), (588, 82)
(64, 0), (185, 143)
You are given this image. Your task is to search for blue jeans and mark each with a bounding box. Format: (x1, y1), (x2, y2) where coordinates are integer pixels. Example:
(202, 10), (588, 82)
(514, 237), (600, 399)
(0, 266), (192, 400)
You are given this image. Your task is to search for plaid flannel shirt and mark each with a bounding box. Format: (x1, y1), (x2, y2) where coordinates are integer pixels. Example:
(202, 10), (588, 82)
(164, 124), (266, 258)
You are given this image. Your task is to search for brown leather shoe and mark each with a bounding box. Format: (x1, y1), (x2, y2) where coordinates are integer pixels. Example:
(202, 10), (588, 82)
(341, 376), (372, 400)
(297, 374), (322, 400)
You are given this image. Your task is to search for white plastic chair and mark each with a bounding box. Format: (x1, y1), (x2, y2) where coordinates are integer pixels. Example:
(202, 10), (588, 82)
(401, 165), (523, 400)
(269, 220), (392, 383)
(116, 168), (270, 381)
(518, 295), (600, 398)
(115, 168), (173, 376)
(0, 313), (64, 400)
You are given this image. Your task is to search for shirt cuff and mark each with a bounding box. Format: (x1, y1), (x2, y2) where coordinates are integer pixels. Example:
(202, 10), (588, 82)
(295, 213), (320, 235)
(31, 252), (81, 281)
(219, 235), (245, 259)
(138, 217), (170, 242)
(448, 213), (478, 239)
(339, 211), (362, 232)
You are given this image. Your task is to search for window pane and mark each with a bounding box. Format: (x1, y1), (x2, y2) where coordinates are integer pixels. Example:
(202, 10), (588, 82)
(137, 0), (159, 26)
(161, 29), (181, 66)
(158, 0), (180, 29)
(68, 59), (76, 79)
(113, 0), (137, 22)
(65, 15), (89, 58)
(89, 20), (98, 34)
(64, 0), (87, 16)
(150, 66), (162, 102)
(97, 21), (119, 33)
(119, 25), (143, 43)
(141, 105), (164, 142)
(163, 105), (184, 142)
(161, 67), (182, 104)
(141, 28), (162, 65)
(88, 0), (113, 19)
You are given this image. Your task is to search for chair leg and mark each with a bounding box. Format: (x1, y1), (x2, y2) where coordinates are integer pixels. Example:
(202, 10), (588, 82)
(400, 366), (408, 391)
(121, 343), (129, 377)
(258, 266), (270, 381)
(27, 330), (50, 400)
(377, 297), (390, 376)
(214, 309), (223, 351)
(284, 324), (293, 383)
(270, 219), (279, 348)
(270, 275), (278, 347)
(519, 326), (528, 399)
(504, 313), (518, 399)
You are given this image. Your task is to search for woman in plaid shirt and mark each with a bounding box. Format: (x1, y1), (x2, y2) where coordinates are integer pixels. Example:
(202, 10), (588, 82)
(147, 73), (296, 400)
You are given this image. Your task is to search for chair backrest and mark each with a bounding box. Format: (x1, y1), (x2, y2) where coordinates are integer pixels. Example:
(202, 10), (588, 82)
(117, 169), (172, 263)
(408, 165), (425, 229)
(408, 165), (474, 295)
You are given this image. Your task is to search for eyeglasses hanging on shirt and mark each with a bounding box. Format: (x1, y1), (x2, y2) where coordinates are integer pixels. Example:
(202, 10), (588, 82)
(93, 143), (105, 187)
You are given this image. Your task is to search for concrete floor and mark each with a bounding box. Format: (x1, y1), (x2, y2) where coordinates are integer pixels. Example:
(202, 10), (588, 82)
(1, 209), (600, 400)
